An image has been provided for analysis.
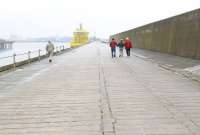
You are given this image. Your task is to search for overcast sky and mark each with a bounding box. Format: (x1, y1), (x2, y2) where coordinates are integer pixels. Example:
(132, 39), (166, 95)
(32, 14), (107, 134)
(0, 0), (199, 39)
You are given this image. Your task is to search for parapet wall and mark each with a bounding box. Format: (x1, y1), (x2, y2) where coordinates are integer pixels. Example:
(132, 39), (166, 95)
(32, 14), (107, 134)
(110, 8), (200, 59)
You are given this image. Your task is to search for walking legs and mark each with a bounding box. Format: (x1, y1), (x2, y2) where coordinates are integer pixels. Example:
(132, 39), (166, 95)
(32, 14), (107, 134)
(126, 48), (131, 56)
(111, 48), (116, 58)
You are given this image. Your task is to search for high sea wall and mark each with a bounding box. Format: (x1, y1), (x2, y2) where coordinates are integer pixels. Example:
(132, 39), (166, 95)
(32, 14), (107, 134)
(110, 8), (200, 59)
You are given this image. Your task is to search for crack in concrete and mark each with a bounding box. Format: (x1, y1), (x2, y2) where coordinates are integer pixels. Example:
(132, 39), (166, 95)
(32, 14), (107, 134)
(98, 45), (116, 135)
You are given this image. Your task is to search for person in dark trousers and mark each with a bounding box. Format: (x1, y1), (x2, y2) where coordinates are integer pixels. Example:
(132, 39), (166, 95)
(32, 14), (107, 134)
(124, 37), (133, 56)
(109, 38), (117, 58)
(117, 39), (124, 57)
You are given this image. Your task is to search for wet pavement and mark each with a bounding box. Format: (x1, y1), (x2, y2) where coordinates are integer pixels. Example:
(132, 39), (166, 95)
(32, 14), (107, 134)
(132, 48), (200, 83)
(1, 42), (200, 134)
(132, 48), (200, 69)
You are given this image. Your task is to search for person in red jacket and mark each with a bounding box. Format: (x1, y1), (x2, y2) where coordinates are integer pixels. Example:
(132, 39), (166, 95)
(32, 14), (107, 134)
(124, 37), (133, 56)
(109, 38), (117, 58)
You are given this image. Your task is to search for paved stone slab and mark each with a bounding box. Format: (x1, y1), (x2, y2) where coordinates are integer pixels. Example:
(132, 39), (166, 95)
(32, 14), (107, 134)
(0, 42), (200, 134)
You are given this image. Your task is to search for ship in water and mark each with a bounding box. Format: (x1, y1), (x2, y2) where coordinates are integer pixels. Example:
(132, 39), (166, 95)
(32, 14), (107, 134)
(70, 24), (89, 48)
(0, 38), (13, 50)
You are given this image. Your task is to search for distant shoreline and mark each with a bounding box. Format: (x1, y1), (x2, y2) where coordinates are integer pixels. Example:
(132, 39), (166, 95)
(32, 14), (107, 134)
(14, 41), (70, 43)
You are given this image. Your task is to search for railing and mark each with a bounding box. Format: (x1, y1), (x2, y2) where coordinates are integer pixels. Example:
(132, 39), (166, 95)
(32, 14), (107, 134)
(0, 45), (67, 72)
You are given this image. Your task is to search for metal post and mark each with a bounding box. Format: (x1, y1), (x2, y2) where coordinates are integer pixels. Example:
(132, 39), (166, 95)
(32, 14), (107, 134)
(13, 53), (16, 69)
(38, 49), (41, 61)
(60, 46), (62, 52)
(28, 51), (31, 64)
(56, 47), (58, 54)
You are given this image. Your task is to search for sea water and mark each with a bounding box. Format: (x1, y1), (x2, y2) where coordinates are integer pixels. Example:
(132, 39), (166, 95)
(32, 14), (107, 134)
(0, 42), (70, 67)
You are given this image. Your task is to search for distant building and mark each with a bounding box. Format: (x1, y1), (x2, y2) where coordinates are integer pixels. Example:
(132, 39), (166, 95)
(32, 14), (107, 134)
(0, 38), (13, 50)
(70, 24), (89, 48)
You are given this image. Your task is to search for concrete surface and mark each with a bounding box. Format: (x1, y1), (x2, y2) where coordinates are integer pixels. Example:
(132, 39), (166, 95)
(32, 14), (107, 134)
(132, 48), (200, 82)
(1, 42), (200, 134)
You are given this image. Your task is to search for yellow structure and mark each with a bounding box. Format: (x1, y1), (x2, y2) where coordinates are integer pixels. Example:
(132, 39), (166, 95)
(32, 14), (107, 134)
(70, 24), (89, 48)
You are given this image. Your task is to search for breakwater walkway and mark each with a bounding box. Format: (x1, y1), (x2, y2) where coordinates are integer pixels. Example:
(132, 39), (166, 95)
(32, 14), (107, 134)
(1, 42), (200, 134)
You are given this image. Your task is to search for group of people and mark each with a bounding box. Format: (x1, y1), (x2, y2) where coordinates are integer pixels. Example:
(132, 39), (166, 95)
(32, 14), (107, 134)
(109, 37), (133, 58)
(46, 38), (133, 63)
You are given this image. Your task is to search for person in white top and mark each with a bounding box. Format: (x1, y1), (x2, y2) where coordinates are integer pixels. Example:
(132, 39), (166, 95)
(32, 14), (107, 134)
(46, 41), (55, 62)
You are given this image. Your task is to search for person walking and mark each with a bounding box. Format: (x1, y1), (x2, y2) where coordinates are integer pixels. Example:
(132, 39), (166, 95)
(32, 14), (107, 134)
(117, 39), (124, 57)
(109, 38), (117, 58)
(124, 37), (133, 56)
(46, 41), (55, 62)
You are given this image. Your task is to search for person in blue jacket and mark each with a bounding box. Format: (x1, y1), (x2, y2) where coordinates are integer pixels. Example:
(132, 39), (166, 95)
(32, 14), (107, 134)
(117, 39), (124, 57)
